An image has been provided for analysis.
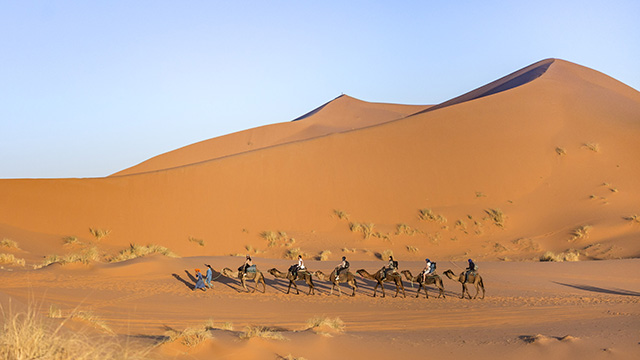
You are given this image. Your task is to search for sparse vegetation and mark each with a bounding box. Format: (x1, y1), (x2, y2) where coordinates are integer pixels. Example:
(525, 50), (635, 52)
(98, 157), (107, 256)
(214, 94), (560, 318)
(0, 238), (19, 249)
(1, 303), (152, 359)
(188, 236), (205, 247)
(63, 236), (80, 245)
(317, 250), (332, 261)
(406, 245), (419, 253)
(569, 225), (592, 242)
(305, 316), (345, 334)
(583, 143), (600, 152)
(418, 209), (447, 223)
(475, 192), (487, 197)
(240, 325), (287, 341)
(342, 247), (356, 253)
(284, 247), (308, 260)
(0, 253), (25, 267)
(454, 219), (468, 232)
(381, 249), (394, 260)
(261, 231), (295, 247)
(349, 222), (375, 239)
(555, 147), (567, 156)
(540, 250), (580, 262)
(395, 223), (420, 236)
(36, 246), (101, 269)
(624, 214), (640, 224)
(164, 324), (211, 347)
(333, 209), (350, 220)
(89, 228), (111, 240)
(485, 208), (505, 228)
(107, 244), (178, 263)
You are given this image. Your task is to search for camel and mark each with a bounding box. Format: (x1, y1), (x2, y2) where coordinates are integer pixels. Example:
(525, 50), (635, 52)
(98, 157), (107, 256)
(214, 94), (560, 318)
(356, 268), (406, 298)
(313, 269), (357, 296)
(443, 269), (485, 299)
(221, 267), (266, 293)
(400, 270), (445, 298)
(268, 267), (315, 295)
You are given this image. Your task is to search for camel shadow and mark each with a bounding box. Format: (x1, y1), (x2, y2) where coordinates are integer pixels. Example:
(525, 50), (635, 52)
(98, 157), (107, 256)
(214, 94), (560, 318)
(172, 273), (195, 290)
(554, 282), (640, 297)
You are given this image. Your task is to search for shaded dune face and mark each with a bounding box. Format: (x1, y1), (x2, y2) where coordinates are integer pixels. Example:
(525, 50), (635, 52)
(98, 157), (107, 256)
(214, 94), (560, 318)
(412, 59), (555, 115)
(0, 58), (639, 262)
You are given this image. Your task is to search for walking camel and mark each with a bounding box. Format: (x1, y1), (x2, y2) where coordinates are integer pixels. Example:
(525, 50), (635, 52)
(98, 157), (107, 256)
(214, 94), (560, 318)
(400, 270), (445, 298)
(443, 269), (485, 299)
(313, 270), (357, 296)
(356, 268), (406, 298)
(268, 267), (315, 295)
(221, 267), (266, 293)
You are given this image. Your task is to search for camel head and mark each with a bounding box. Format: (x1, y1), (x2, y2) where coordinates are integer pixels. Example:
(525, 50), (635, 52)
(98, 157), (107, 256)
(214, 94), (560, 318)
(443, 269), (456, 280)
(313, 270), (326, 281)
(400, 270), (414, 280)
(221, 267), (236, 278)
(267, 268), (282, 277)
(355, 269), (368, 278)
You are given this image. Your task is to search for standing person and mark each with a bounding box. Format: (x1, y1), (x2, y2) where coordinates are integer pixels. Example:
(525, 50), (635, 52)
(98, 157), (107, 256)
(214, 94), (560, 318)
(422, 258), (434, 283)
(204, 264), (214, 289)
(334, 256), (349, 281)
(464, 258), (477, 283)
(194, 269), (206, 291)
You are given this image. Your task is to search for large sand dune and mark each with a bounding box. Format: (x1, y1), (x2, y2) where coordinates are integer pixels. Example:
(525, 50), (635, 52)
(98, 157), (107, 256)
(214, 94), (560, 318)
(1, 58), (639, 359)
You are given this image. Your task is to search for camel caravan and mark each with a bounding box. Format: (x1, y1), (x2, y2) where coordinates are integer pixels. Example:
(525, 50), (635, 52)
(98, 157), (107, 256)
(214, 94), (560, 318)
(210, 255), (485, 299)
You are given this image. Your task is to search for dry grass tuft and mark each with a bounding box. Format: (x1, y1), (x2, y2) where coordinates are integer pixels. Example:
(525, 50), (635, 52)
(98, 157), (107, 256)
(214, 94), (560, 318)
(333, 209), (349, 220)
(555, 147), (567, 156)
(89, 228), (111, 240)
(1, 303), (152, 359)
(624, 214), (640, 224)
(35, 246), (101, 269)
(485, 208), (505, 228)
(418, 209), (447, 223)
(380, 249), (394, 260)
(349, 222), (375, 239)
(0, 238), (19, 249)
(240, 325), (287, 341)
(188, 237), (205, 247)
(569, 225), (592, 242)
(305, 316), (345, 334)
(108, 244), (178, 263)
(284, 247), (308, 260)
(342, 247), (356, 253)
(317, 250), (332, 261)
(0, 253), (25, 267)
(165, 324), (211, 347)
(261, 231), (294, 247)
(540, 250), (581, 262)
(63, 236), (80, 246)
(277, 355), (307, 360)
(583, 143), (600, 152)
(406, 245), (419, 253)
(395, 223), (420, 236)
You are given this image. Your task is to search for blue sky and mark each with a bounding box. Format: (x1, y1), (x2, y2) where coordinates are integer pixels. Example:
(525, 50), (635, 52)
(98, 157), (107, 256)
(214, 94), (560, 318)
(1, 1), (638, 178)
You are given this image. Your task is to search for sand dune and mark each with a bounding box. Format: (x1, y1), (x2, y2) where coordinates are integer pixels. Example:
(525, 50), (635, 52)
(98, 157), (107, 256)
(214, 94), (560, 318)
(1, 58), (639, 359)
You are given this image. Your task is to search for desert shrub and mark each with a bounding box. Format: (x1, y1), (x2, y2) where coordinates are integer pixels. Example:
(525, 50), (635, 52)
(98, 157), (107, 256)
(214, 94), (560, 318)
(396, 223), (419, 236)
(108, 244), (178, 263)
(540, 250), (580, 262)
(0, 238), (19, 249)
(349, 222), (375, 239)
(406, 245), (419, 253)
(485, 209), (505, 228)
(317, 250), (332, 261)
(164, 324), (211, 347)
(89, 228), (111, 240)
(240, 325), (287, 341)
(284, 247), (308, 260)
(381, 249), (394, 259)
(583, 143), (600, 152)
(63, 236), (80, 245)
(418, 209), (447, 223)
(555, 147), (567, 155)
(341, 248), (356, 253)
(0, 253), (25, 266)
(333, 209), (349, 220)
(188, 236), (205, 247)
(624, 214), (640, 224)
(0, 304), (152, 359)
(305, 316), (345, 333)
(569, 225), (592, 242)
(454, 219), (467, 232)
(35, 247), (101, 269)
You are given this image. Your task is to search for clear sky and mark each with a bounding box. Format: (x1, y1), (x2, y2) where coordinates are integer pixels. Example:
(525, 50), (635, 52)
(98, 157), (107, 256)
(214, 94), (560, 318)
(1, 1), (638, 178)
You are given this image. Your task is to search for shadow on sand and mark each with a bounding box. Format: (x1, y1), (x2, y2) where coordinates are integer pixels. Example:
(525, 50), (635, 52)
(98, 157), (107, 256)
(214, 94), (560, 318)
(554, 282), (640, 297)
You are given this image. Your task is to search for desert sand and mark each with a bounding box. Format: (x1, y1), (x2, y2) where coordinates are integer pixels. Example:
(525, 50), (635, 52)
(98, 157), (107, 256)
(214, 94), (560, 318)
(1, 58), (639, 359)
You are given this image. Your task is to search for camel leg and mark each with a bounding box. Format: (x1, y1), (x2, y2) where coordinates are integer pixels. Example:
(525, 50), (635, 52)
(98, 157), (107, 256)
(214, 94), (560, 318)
(415, 284), (420, 298)
(399, 280), (406, 298)
(460, 283), (466, 299)
(351, 280), (356, 296)
(307, 278), (314, 295)
(293, 280), (299, 295)
(380, 281), (386, 298)
(286, 281), (292, 294)
(424, 284), (429, 299)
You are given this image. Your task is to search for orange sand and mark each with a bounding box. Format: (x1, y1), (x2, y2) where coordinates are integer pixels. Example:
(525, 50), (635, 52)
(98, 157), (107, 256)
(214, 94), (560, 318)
(1, 58), (639, 359)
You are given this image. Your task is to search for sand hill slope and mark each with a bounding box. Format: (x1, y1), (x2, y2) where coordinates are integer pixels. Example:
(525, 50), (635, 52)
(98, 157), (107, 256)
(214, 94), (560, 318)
(1, 58), (639, 266)
(112, 96), (430, 176)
